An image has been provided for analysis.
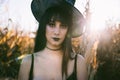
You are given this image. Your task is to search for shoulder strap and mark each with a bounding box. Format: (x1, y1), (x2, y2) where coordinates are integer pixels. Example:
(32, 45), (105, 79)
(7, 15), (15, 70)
(74, 54), (77, 80)
(29, 54), (34, 80)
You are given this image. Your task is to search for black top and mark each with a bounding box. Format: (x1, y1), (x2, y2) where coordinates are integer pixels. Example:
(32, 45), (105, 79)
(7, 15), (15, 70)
(29, 54), (77, 80)
(67, 54), (77, 80)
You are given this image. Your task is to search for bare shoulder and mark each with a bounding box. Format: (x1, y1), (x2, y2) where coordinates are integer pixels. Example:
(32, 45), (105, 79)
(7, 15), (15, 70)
(76, 54), (86, 69)
(23, 54), (32, 62)
(18, 54), (33, 80)
(76, 54), (86, 70)
(76, 54), (88, 80)
(77, 54), (85, 64)
(21, 54), (33, 67)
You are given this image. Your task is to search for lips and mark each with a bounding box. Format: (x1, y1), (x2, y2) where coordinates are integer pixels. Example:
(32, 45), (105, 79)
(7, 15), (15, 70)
(52, 38), (60, 41)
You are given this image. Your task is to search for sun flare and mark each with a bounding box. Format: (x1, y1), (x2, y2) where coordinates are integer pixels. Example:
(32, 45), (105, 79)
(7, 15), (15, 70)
(90, 0), (120, 32)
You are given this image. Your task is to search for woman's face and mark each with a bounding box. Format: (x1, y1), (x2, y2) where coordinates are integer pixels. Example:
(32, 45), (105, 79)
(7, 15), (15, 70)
(46, 20), (68, 48)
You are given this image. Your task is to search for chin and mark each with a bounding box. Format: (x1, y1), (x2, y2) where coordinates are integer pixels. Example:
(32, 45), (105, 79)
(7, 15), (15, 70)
(52, 43), (61, 46)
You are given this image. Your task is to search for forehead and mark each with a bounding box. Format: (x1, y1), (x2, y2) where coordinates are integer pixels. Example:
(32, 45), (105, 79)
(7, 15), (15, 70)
(49, 14), (67, 24)
(49, 20), (62, 25)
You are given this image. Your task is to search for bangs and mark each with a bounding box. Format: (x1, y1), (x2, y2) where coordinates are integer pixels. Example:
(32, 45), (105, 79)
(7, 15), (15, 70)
(44, 6), (72, 27)
(48, 14), (69, 25)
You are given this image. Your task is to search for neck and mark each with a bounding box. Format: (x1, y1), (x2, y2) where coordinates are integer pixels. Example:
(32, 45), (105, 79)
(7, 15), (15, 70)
(46, 46), (62, 51)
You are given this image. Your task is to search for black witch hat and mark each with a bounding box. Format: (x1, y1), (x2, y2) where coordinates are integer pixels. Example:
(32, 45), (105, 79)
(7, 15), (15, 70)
(31, 0), (86, 37)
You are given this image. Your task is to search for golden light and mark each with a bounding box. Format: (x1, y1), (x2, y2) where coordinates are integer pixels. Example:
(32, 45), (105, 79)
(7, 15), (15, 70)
(90, 0), (120, 32)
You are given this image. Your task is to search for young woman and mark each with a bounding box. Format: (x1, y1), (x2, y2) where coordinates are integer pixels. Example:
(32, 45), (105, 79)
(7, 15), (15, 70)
(18, 1), (87, 80)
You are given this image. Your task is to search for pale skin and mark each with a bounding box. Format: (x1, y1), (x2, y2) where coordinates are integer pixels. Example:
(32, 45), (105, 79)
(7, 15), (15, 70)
(18, 21), (87, 80)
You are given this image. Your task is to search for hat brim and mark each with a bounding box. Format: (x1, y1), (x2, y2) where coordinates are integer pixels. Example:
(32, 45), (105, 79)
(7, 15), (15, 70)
(31, 0), (66, 22)
(31, 0), (86, 37)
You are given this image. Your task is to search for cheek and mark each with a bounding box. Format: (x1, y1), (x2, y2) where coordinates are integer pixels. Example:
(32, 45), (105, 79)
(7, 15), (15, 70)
(46, 27), (51, 39)
(46, 26), (52, 35)
(46, 27), (50, 33)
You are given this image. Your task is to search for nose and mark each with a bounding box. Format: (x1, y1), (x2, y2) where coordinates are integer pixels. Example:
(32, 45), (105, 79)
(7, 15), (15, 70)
(54, 23), (61, 35)
(54, 27), (60, 35)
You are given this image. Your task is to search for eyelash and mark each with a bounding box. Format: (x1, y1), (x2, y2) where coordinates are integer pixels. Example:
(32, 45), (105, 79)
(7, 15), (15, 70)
(48, 23), (55, 27)
(48, 23), (67, 29)
(60, 24), (67, 29)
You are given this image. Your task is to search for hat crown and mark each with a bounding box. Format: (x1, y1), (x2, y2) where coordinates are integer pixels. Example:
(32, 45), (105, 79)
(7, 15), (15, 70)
(31, 0), (86, 37)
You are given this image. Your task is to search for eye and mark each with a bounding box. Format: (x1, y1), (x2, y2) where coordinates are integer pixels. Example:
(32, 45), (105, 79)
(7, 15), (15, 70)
(60, 24), (67, 29)
(48, 22), (55, 27)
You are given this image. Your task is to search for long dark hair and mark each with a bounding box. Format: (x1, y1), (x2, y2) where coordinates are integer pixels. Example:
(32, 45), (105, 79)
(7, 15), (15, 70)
(34, 3), (73, 78)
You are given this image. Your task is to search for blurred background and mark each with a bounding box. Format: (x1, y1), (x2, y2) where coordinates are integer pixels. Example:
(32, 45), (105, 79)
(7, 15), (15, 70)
(0, 0), (120, 80)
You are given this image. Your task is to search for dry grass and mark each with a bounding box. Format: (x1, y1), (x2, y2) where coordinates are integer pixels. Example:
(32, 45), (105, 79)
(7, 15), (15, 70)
(0, 27), (34, 79)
